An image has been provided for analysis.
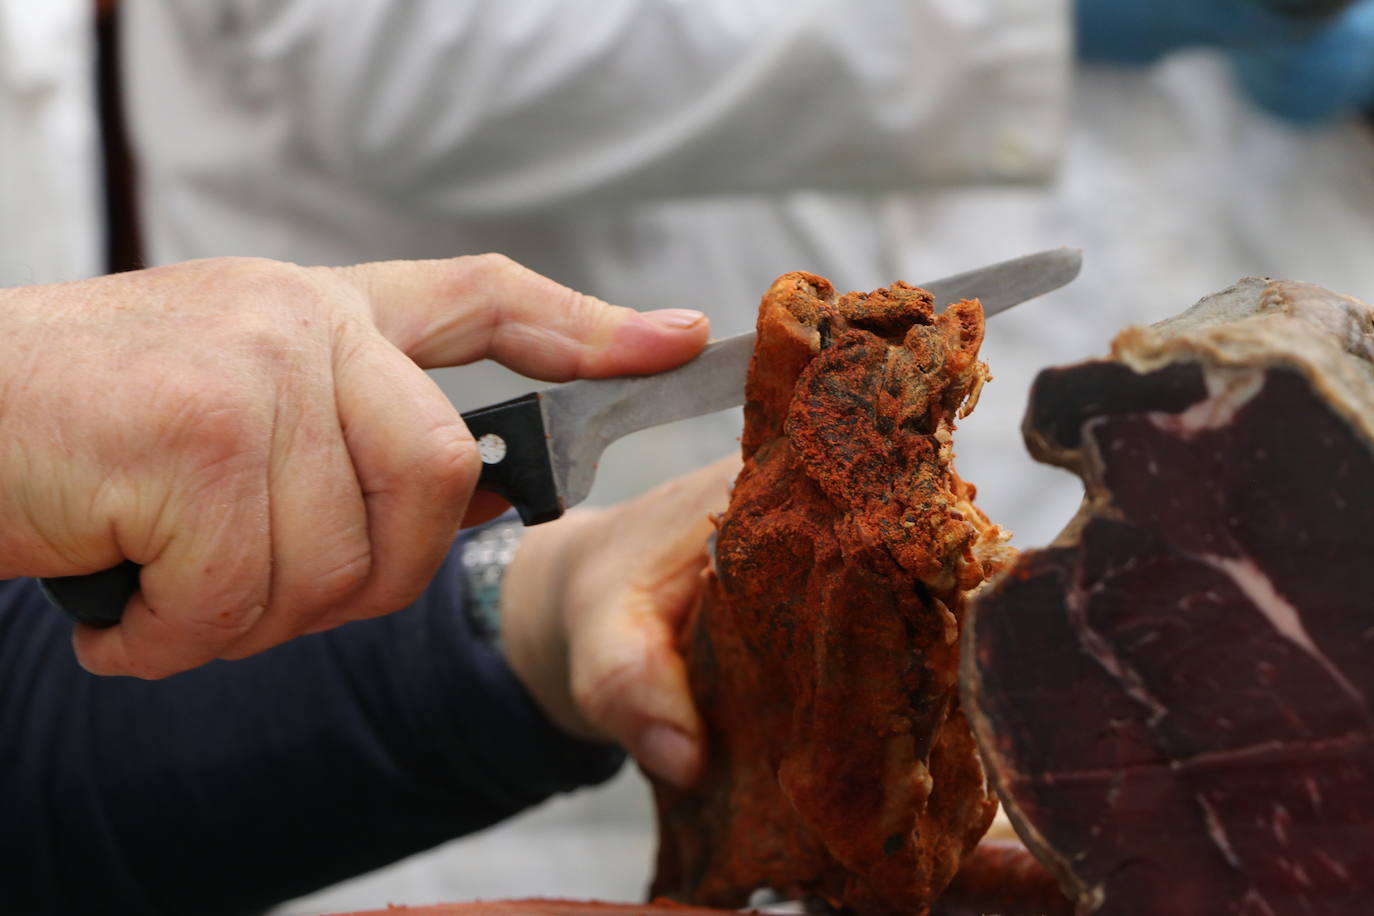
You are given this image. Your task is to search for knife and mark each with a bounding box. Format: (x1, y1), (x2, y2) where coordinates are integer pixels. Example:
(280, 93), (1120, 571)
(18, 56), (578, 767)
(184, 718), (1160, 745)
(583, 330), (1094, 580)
(40, 248), (1081, 628)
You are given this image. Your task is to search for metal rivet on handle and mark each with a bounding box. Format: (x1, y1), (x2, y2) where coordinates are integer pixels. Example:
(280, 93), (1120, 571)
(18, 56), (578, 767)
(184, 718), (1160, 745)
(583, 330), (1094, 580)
(477, 433), (507, 464)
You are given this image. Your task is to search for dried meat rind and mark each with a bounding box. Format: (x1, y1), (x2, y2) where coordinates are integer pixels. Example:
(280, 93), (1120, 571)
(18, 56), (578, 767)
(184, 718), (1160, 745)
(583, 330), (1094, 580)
(652, 272), (1009, 916)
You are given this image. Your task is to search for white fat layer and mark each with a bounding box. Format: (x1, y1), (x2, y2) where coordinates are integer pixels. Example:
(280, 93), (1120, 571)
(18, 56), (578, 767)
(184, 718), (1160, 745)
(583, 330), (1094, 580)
(1197, 794), (1242, 870)
(1149, 367), (1264, 438)
(1306, 777), (1323, 813)
(1066, 579), (1168, 725)
(1241, 888), (1279, 916)
(1199, 553), (1364, 707)
(1314, 849), (1351, 882)
(1272, 804), (1290, 846)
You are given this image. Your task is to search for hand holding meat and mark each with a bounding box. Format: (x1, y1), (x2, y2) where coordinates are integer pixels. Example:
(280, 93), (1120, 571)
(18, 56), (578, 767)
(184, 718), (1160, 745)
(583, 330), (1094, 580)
(0, 255), (707, 678)
(500, 455), (740, 788)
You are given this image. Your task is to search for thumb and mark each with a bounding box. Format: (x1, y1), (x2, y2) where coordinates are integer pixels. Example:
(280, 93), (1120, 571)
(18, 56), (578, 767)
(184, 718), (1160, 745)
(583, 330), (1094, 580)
(564, 455), (741, 786)
(338, 253), (709, 380)
(569, 568), (708, 789)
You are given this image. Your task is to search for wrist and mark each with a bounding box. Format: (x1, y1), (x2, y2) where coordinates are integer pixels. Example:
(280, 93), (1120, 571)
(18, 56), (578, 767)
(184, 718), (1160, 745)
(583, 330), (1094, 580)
(499, 508), (604, 741)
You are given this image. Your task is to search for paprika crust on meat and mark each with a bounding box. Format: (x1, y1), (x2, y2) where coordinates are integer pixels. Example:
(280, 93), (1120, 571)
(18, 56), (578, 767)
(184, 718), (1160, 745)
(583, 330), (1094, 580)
(650, 272), (1013, 916)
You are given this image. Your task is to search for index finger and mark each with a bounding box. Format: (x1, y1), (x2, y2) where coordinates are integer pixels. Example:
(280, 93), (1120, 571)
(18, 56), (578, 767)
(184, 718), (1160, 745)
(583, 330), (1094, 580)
(337, 254), (710, 380)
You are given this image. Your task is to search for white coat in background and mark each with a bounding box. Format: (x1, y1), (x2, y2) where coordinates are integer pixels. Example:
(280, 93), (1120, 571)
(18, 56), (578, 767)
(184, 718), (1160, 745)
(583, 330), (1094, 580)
(118, 1), (1374, 910)
(0, 0), (102, 286)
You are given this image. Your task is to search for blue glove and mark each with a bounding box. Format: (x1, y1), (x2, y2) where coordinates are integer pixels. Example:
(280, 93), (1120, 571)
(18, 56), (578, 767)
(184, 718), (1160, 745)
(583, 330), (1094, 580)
(1252, 0), (1356, 15)
(1076, 0), (1331, 64)
(1230, 0), (1374, 124)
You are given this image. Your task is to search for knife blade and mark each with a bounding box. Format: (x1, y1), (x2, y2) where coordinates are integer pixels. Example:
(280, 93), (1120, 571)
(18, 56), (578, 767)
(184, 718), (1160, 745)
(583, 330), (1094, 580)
(40, 247), (1081, 628)
(463, 246), (1082, 525)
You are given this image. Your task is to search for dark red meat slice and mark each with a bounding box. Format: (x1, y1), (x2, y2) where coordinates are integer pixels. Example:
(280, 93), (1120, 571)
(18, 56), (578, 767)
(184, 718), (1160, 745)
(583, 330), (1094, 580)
(964, 278), (1374, 915)
(933, 839), (1073, 916)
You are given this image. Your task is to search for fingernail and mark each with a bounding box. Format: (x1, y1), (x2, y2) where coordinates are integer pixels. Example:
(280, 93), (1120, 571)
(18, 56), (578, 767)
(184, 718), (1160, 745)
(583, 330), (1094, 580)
(642, 308), (706, 330)
(634, 724), (699, 788)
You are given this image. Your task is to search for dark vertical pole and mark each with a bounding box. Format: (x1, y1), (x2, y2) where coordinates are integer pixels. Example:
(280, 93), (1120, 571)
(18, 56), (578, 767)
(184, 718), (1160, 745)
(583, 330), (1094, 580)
(94, 1), (143, 274)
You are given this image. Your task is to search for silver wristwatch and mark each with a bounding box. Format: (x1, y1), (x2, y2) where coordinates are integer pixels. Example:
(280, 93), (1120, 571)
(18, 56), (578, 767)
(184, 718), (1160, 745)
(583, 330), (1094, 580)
(459, 519), (523, 647)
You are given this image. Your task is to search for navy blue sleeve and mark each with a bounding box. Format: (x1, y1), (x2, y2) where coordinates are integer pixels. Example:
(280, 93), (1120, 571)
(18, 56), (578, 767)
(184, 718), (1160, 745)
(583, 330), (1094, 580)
(0, 534), (625, 916)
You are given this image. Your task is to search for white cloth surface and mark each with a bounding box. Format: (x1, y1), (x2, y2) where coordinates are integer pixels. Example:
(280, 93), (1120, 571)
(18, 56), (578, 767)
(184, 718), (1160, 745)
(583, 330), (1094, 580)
(0, 0), (102, 286)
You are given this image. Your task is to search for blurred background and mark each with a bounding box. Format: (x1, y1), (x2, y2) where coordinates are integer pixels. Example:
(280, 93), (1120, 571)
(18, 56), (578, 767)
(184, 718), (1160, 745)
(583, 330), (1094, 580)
(4, 0), (1374, 911)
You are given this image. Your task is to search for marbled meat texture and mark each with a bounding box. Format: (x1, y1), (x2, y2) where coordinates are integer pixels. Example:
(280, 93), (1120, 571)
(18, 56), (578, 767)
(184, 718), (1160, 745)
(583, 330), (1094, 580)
(964, 278), (1374, 915)
(651, 272), (1012, 916)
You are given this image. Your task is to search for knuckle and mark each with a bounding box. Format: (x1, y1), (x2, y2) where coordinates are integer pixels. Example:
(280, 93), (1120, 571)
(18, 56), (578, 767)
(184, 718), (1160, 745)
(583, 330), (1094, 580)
(361, 577), (429, 620)
(231, 317), (302, 364)
(180, 601), (264, 640)
(558, 287), (596, 325)
(545, 277), (610, 327)
(195, 257), (328, 316)
(202, 256), (317, 298)
(561, 292), (626, 378)
(135, 368), (264, 491)
(168, 611), (267, 669)
(196, 258), (335, 356)
(176, 255), (285, 290)
(110, 602), (265, 678)
(414, 420), (482, 498)
(468, 251), (520, 278)
(446, 253), (521, 335)
(163, 383), (265, 488)
(301, 549), (373, 607)
(327, 313), (376, 373)
(440, 253), (520, 305)
(339, 557), (433, 622)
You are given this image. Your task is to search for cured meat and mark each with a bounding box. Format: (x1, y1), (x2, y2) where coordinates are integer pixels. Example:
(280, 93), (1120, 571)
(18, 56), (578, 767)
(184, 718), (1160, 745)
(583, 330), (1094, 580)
(330, 900), (735, 916)
(651, 272), (1011, 916)
(932, 839), (1073, 916)
(964, 278), (1374, 915)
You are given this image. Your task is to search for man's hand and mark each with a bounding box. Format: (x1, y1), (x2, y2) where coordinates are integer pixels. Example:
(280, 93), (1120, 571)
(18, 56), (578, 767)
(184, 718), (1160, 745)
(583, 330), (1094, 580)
(0, 255), (708, 678)
(500, 455), (741, 788)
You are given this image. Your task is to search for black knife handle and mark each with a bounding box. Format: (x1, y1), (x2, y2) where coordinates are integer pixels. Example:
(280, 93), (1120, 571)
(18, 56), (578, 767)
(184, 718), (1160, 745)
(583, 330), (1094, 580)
(39, 560), (142, 629)
(39, 392), (564, 629)
(460, 392), (564, 526)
